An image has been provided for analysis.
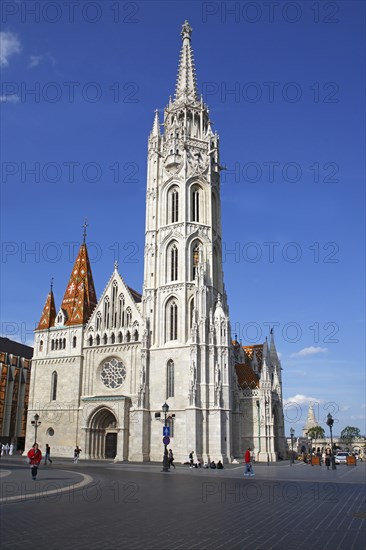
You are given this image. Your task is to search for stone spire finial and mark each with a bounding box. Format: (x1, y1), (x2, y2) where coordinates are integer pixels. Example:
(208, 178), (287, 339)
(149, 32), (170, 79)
(175, 21), (198, 103)
(151, 109), (160, 137)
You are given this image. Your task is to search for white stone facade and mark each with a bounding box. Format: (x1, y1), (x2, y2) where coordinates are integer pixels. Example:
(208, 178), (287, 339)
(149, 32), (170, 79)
(25, 22), (286, 463)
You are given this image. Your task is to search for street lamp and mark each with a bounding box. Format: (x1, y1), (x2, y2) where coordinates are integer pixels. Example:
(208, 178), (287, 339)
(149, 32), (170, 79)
(162, 402), (170, 472)
(31, 413), (41, 444)
(308, 433), (313, 465)
(326, 413), (337, 470)
(290, 427), (295, 465)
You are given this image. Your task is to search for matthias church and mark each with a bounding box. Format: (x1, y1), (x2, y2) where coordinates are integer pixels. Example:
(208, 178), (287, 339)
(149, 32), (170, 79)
(26, 22), (286, 463)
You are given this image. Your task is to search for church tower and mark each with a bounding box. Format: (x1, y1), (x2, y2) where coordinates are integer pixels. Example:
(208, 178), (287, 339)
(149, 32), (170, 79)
(142, 21), (232, 462)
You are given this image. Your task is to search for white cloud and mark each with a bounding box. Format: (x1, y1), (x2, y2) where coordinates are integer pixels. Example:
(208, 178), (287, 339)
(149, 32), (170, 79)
(28, 55), (43, 69)
(0, 31), (21, 67)
(291, 346), (328, 358)
(0, 94), (20, 103)
(283, 394), (323, 406)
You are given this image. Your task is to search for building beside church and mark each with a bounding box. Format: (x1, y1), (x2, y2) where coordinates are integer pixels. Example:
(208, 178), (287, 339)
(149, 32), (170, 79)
(0, 337), (33, 451)
(25, 22), (286, 463)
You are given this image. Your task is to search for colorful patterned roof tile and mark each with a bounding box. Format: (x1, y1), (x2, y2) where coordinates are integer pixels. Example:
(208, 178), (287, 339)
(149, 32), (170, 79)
(235, 363), (260, 389)
(37, 289), (56, 330)
(60, 243), (97, 326)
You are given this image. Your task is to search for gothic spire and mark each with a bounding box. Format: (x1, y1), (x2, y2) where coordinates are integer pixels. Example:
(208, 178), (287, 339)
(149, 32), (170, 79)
(175, 20), (198, 103)
(37, 280), (57, 330)
(151, 109), (160, 137)
(269, 328), (279, 365)
(60, 238), (97, 326)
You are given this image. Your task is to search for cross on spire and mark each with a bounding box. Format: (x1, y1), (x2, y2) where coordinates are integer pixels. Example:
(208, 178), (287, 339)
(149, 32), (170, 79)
(82, 218), (88, 243)
(50, 277), (54, 292)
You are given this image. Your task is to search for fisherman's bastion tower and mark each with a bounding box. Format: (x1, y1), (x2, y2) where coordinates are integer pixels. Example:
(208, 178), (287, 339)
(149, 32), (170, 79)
(25, 22), (286, 463)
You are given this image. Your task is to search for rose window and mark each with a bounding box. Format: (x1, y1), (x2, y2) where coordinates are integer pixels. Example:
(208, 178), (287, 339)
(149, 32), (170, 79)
(100, 358), (126, 389)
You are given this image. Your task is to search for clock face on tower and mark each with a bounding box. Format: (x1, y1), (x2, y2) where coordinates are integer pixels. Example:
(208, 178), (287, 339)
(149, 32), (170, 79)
(100, 358), (126, 389)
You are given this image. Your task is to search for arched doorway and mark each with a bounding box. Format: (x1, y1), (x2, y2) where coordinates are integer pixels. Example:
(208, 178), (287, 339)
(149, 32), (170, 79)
(87, 407), (118, 459)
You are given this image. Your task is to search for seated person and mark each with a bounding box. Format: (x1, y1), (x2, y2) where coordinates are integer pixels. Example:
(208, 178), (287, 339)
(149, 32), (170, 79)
(203, 461), (209, 469)
(217, 460), (223, 469)
(210, 460), (216, 469)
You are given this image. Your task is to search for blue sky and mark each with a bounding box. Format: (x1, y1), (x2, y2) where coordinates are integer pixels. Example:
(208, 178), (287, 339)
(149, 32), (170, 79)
(1, 1), (365, 436)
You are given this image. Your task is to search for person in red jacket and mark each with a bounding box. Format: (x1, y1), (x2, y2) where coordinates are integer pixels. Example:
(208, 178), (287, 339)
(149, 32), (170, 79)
(244, 447), (255, 476)
(27, 443), (42, 480)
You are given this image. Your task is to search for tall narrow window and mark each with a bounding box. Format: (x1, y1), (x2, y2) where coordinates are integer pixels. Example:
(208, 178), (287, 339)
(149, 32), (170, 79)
(167, 360), (174, 398)
(39, 340), (43, 352)
(72, 336), (77, 348)
(51, 371), (57, 401)
(192, 243), (200, 280)
(111, 281), (118, 328)
(118, 294), (125, 327)
(169, 301), (178, 341)
(103, 297), (110, 329)
(126, 307), (132, 326)
(171, 245), (178, 281)
(192, 188), (200, 222)
(171, 189), (179, 222)
(96, 312), (102, 331)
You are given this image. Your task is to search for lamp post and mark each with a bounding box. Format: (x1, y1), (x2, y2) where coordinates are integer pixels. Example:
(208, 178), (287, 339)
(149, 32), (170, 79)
(290, 427), (295, 465)
(326, 413), (337, 470)
(31, 413), (41, 444)
(308, 433), (313, 465)
(162, 402), (170, 472)
(256, 400), (261, 458)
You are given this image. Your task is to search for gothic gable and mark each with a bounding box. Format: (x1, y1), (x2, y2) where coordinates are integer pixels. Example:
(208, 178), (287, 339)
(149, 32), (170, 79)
(85, 267), (143, 346)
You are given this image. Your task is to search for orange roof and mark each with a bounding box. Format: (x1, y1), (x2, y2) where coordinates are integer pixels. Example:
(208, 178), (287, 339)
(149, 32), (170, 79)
(243, 344), (263, 365)
(60, 243), (97, 325)
(235, 363), (260, 389)
(37, 289), (56, 330)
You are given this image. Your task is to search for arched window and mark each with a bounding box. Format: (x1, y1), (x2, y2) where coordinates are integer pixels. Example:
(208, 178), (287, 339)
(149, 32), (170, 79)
(39, 340), (43, 352)
(63, 338), (66, 349)
(171, 245), (178, 281)
(167, 360), (174, 398)
(72, 336), (76, 348)
(192, 242), (200, 280)
(134, 330), (139, 342)
(88, 335), (93, 346)
(51, 371), (57, 401)
(111, 333), (115, 344)
(126, 307), (132, 326)
(168, 187), (179, 223)
(55, 339), (59, 350)
(191, 187), (200, 222)
(96, 312), (102, 331)
(118, 332), (123, 343)
(103, 333), (108, 345)
(96, 334), (101, 346)
(166, 300), (178, 342)
(103, 297), (110, 329)
(118, 294), (125, 327)
(111, 281), (118, 328)
(51, 340), (54, 351)
(126, 331), (131, 343)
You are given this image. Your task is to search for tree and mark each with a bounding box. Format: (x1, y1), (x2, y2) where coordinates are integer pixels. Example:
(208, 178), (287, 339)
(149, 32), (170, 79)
(340, 426), (361, 448)
(307, 426), (325, 440)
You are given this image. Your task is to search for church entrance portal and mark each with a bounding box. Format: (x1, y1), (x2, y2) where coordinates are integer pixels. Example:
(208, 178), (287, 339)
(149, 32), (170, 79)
(105, 432), (117, 459)
(87, 408), (118, 459)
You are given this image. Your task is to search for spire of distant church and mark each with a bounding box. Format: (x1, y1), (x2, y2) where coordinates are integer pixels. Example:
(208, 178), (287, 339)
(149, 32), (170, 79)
(175, 20), (198, 103)
(37, 278), (57, 330)
(60, 229), (97, 326)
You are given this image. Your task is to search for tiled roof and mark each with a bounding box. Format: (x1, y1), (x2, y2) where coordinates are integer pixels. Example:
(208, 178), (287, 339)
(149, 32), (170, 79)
(235, 363), (260, 389)
(0, 337), (33, 359)
(60, 243), (97, 325)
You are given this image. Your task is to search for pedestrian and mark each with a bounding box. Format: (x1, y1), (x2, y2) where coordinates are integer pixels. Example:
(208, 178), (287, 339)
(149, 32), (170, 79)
(0, 444), (4, 456)
(244, 447), (255, 476)
(189, 450), (194, 468)
(74, 445), (82, 463)
(5, 443), (9, 455)
(9, 443), (14, 455)
(27, 443), (42, 480)
(44, 443), (52, 465)
(168, 449), (175, 469)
